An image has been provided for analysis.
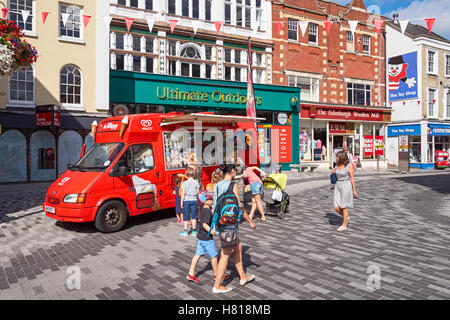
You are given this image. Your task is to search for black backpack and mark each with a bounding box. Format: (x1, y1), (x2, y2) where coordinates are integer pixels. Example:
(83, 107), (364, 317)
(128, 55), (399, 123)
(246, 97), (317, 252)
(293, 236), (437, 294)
(208, 182), (242, 236)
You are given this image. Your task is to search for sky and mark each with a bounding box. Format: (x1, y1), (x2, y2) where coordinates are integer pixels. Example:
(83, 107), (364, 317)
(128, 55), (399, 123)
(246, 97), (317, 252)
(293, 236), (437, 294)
(333, 0), (450, 39)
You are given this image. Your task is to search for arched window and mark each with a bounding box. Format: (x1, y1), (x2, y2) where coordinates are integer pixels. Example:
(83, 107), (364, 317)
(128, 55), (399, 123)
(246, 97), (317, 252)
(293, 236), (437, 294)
(178, 43), (203, 78)
(9, 67), (34, 105)
(60, 65), (81, 106)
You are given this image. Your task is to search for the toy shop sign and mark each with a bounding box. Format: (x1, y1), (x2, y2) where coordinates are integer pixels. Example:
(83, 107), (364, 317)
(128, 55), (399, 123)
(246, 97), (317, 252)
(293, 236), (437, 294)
(302, 105), (389, 122)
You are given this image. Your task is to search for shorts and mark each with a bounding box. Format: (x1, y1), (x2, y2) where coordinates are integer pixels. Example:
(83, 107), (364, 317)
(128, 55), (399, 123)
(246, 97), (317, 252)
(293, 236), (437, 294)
(183, 200), (198, 221)
(195, 239), (218, 258)
(250, 182), (263, 195)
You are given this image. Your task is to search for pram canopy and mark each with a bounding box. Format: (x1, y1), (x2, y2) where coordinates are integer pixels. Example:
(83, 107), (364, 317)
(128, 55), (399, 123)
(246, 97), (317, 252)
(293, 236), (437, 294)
(263, 173), (288, 190)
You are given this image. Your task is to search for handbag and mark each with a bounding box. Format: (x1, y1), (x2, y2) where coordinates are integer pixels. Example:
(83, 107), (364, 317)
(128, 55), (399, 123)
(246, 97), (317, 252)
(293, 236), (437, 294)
(219, 228), (238, 248)
(330, 173), (337, 184)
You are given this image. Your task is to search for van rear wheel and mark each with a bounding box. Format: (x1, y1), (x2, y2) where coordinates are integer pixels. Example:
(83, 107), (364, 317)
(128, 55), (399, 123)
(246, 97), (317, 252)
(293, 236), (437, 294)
(95, 200), (128, 233)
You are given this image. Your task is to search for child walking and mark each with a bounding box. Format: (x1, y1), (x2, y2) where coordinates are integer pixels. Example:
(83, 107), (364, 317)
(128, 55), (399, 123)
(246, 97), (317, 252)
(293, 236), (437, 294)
(187, 191), (229, 282)
(174, 176), (183, 223)
(180, 167), (200, 237)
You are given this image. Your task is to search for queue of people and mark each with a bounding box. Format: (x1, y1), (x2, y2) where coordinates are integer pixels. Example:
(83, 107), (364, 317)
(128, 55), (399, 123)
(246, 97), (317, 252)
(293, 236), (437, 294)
(175, 152), (265, 294)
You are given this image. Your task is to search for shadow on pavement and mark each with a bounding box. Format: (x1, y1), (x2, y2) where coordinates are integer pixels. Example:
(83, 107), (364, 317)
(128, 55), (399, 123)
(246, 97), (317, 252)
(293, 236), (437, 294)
(392, 173), (450, 195)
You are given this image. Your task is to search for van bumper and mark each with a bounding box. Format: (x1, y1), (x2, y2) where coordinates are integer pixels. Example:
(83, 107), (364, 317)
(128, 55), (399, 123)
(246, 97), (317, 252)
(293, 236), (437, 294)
(44, 204), (96, 223)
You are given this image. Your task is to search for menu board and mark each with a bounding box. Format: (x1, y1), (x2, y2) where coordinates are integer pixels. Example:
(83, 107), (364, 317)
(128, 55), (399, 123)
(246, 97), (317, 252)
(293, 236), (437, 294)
(274, 125), (292, 163)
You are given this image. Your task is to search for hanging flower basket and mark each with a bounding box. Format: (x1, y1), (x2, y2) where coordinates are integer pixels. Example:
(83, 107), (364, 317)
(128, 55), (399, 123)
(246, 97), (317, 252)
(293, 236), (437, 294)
(0, 18), (38, 77)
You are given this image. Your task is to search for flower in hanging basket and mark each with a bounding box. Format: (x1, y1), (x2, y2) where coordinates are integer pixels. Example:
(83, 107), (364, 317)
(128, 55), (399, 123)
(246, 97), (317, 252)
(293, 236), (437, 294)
(0, 18), (38, 77)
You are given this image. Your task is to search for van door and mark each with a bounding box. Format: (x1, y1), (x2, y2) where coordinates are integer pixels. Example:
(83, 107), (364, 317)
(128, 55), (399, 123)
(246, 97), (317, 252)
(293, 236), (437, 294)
(112, 143), (163, 216)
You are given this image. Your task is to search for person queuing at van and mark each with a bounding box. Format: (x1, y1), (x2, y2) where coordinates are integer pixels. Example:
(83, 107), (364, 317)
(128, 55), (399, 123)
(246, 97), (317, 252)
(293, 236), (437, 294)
(174, 176), (183, 223)
(332, 151), (358, 232)
(180, 167), (200, 237)
(181, 152), (203, 191)
(212, 164), (256, 294)
(186, 191), (229, 283)
(241, 166), (268, 222)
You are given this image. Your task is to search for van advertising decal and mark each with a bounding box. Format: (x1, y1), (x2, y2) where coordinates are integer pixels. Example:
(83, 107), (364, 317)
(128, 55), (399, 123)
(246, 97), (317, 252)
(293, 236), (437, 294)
(101, 122), (120, 131)
(131, 176), (160, 209)
(58, 177), (70, 186)
(140, 119), (153, 131)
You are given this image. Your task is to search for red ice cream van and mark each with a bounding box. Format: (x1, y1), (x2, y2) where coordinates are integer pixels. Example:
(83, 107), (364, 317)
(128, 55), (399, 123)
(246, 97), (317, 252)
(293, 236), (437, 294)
(43, 112), (260, 233)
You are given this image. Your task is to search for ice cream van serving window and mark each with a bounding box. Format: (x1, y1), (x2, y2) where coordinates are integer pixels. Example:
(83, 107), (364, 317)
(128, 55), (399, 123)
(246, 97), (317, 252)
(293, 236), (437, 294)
(163, 131), (234, 170)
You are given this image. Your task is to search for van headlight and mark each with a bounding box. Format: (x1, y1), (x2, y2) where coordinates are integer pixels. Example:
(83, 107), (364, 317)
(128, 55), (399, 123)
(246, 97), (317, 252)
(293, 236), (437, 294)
(63, 194), (87, 203)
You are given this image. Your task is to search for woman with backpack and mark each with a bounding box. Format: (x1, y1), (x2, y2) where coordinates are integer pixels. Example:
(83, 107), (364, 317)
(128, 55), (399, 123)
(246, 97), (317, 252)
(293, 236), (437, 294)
(212, 164), (256, 294)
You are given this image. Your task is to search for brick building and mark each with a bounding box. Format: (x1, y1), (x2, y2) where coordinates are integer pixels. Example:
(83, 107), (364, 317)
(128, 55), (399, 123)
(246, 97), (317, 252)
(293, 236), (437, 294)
(272, 0), (392, 169)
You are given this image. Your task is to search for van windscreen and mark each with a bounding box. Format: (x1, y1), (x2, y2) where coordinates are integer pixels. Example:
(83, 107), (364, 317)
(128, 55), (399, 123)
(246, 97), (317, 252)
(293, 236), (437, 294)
(71, 143), (125, 171)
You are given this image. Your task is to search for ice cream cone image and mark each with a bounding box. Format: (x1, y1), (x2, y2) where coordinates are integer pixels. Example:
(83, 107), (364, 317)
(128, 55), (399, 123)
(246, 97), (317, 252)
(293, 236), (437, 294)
(120, 116), (129, 138)
(90, 121), (98, 137)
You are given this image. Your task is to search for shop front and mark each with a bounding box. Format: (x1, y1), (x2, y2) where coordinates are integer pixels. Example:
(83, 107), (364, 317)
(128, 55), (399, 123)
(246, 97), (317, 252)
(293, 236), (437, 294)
(301, 103), (392, 169)
(387, 122), (450, 169)
(109, 71), (300, 171)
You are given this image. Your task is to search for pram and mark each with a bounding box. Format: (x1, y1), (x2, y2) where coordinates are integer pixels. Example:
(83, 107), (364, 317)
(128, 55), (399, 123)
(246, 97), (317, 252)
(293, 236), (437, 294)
(262, 173), (290, 219)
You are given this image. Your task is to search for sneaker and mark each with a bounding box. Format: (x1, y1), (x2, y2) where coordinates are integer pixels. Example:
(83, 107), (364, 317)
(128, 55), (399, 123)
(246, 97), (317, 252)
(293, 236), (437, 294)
(213, 273), (230, 281)
(180, 230), (189, 237)
(191, 230), (198, 237)
(186, 274), (200, 283)
(240, 274), (255, 286)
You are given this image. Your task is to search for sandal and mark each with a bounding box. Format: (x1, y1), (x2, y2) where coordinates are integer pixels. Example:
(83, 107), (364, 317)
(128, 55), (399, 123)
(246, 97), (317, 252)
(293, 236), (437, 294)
(256, 217), (266, 222)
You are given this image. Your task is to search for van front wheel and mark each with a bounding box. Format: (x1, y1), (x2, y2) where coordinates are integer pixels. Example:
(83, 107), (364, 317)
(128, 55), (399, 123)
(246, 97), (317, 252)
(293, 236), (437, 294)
(95, 200), (128, 233)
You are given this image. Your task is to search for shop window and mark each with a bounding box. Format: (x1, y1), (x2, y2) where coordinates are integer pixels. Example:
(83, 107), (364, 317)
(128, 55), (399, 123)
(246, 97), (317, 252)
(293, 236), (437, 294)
(0, 130), (27, 183)
(288, 18), (298, 41)
(347, 83), (371, 106)
(38, 148), (55, 170)
(57, 130), (82, 176)
(313, 127), (327, 161)
(257, 111), (273, 124)
(8, 0), (34, 32)
(300, 123), (312, 161)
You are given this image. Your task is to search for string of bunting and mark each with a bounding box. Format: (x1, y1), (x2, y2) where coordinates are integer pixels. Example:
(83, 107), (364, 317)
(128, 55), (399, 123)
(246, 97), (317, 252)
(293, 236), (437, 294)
(0, 7), (441, 36)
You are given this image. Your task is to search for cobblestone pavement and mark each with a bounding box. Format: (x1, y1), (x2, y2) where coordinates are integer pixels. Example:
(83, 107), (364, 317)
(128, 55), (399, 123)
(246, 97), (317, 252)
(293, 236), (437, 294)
(0, 171), (449, 300)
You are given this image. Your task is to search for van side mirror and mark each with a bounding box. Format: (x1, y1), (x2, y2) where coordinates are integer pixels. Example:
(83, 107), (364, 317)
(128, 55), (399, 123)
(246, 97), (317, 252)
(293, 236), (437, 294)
(67, 164), (73, 169)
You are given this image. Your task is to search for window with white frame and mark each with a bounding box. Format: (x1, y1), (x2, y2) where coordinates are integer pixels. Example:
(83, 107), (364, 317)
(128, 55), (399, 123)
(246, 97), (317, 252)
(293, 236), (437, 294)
(130, 0), (138, 8)
(116, 33), (125, 50)
(288, 18), (298, 41)
(9, 67), (34, 104)
(235, 0), (252, 28)
(235, 50), (241, 64)
(133, 35), (141, 52)
(346, 31), (354, 52)
(60, 65), (81, 106)
(289, 76), (319, 102)
(308, 23), (318, 45)
(445, 55), (450, 76)
(428, 50), (436, 74)
(168, 0), (176, 14)
(167, 43), (212, 79)
(59, 3), (82, 40)
(146, 0), (153, 10)
(224, 48), (232, 63)
(8, 0), (34, 32)
(225, 0), (231, 24)
(146, 38), (154, 54)
(347, 83), (371, 105)
(428, 88), (436, 117)
(447, 90), (450, 118)
(362, 35), (370, 54)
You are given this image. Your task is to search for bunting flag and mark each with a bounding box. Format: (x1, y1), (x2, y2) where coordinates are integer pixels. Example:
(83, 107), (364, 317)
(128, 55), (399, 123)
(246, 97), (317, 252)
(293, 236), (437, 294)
(169, 19), (178, 33)
(275, 21), (283, 36)
(41, 11), (49, 24)
(399, 20), (409, 34)
(417, 101), (421, 105)
(21, 10), (30, 24)
(433, 99), (436, 104)
(246, 37), (257, 125)
(389, 102), (393, 107)
(146, 16), (155, 33)
(251, 20), (259, 37)
(214, 21), (223, 33)
(324, 20), (333, 35)
(1, 8), (7, 20)
(103, 16), (112, 28)
(192, 20), (201, 34)
(82, 15), (91, 29)
(374, 19), (384, 34)
(348, 20), (358, 35)
(299, 20), (309, 37)
(425, 18), (436, 34)
(403, 101), (406, 106)
(125, 17), (134, 32)
(61, 13), (70, 27)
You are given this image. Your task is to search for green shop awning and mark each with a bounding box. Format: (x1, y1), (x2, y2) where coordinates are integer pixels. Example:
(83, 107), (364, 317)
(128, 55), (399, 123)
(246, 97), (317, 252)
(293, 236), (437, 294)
(110, 71), (300, 113)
